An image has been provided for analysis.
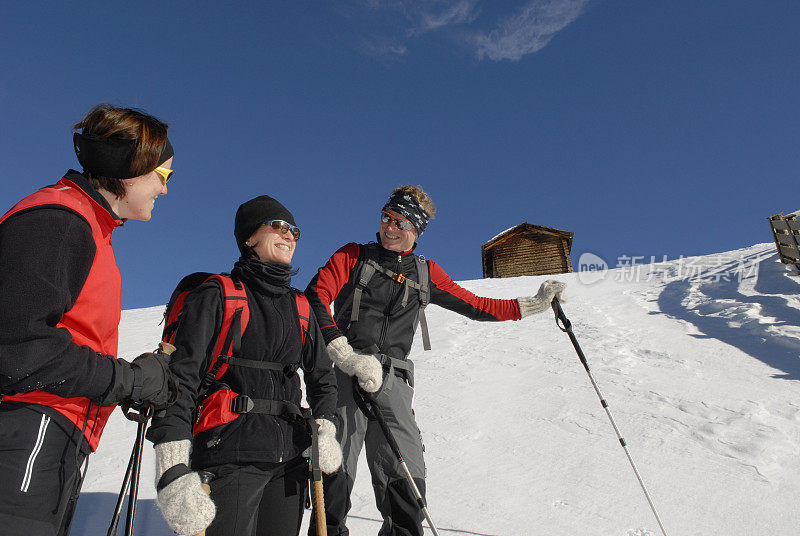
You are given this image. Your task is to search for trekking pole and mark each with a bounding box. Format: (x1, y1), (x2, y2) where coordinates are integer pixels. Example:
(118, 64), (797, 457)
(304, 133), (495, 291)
(550, 298), (669, 536)
(107, 441), (137, 536)
(360, 390), (441, 536)
(304, 414), (327, 535)
(124, 405), (151, 536)
(310, 463), (327, 536)
(107, 342), (176, 536)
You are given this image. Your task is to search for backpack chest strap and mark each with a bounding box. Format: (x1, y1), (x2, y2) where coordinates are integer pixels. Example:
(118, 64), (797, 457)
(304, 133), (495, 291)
(226, 356), (299, 375)
(365, 259), (424, 307)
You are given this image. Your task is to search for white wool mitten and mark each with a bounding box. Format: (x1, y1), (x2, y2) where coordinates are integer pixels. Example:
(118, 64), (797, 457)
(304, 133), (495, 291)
(326, 336), (383, 393)
(154, 440), (216, 535)
(315, 418), (343, 474)
(518, 280), (568, 318)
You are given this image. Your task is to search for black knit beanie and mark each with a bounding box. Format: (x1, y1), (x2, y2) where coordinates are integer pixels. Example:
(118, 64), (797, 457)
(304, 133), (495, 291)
(234, 195), (296, 256)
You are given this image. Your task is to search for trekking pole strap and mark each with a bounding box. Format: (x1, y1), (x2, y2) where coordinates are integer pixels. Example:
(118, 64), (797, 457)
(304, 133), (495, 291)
(307, 414), (322, 482)
(551, 297), (572, 332)
(551, 298), (590, 373)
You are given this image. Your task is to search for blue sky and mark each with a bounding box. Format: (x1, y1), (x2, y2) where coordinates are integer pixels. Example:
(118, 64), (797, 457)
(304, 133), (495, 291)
(1, 1), (798, 309)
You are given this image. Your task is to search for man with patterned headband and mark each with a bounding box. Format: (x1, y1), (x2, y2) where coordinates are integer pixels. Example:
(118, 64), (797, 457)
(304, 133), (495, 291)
(0, 104), (178, 535)
(305, 185), (567, 536)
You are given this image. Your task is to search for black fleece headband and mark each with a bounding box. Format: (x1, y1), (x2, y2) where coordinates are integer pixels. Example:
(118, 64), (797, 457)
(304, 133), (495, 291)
(73, 133), (173, 179)
(382, 191), (430, 236)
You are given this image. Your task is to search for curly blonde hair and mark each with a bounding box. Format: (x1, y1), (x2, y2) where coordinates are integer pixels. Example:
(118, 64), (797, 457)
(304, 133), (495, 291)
(390, 185), (436, 218)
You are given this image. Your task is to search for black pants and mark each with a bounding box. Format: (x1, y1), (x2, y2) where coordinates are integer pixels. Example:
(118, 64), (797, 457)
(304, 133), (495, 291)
(0, 404), (87, 536)
(204, 457), (308, 536)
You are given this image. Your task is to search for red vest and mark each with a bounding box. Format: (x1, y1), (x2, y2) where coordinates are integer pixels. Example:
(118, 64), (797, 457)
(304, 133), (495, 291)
(1, 177), (123, 451)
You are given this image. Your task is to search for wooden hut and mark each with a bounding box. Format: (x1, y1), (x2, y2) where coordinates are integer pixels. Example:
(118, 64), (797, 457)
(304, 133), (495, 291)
(768, 211), (800, 269)
(482, 223), (574, 278)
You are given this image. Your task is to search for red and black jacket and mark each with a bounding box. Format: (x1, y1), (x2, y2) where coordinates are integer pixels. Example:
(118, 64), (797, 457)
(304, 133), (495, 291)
(305, 241), (522, 360)
(0, 171), (123, 451)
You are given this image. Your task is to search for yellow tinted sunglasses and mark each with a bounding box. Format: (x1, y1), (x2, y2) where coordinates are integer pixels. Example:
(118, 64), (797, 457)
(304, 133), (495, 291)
(154, 166), (173, 185)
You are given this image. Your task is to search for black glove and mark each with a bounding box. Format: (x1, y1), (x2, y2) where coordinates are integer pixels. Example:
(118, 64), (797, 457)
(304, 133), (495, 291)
(98, 353), (178, 410)
(131, 352), (179, 409)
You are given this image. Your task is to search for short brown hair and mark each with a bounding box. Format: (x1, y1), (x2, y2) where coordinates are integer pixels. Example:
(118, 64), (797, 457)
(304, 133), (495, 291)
(73, 104), (169, 198)
(391, 185), (436, 218)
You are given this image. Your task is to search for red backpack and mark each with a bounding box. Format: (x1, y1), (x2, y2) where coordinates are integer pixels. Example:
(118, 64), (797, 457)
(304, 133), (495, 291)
(162, 273), (311, 437)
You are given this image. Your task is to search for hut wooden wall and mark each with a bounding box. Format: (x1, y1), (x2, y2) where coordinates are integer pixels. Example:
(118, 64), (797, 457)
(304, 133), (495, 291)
(486, 233), (572, 277)
(769, 213), (800, 267)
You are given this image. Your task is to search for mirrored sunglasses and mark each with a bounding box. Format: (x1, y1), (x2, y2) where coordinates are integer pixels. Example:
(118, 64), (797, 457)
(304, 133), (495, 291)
(154, 166), (173, 185)
(265, 219), (301, 241)
(380, 211), (415, 232)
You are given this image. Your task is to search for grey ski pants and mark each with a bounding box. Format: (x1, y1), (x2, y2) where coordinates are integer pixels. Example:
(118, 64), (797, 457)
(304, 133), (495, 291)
(312, 359), (426, 536)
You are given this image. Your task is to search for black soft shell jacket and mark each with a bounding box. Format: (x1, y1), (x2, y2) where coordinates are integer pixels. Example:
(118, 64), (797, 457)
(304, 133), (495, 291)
(146, 267), (337, 469)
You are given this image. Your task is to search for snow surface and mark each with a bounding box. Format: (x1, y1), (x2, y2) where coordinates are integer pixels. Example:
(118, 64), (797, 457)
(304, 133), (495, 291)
(77, 243), (800, 535)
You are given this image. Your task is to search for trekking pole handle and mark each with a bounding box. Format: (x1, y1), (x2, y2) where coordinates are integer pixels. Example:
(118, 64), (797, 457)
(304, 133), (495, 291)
(550, 297), (571, 332)
(158, 341), (177, 356)
(551, 297), (592, 373)
(310, 468), (328, 536)
(192, 472), (214, 536)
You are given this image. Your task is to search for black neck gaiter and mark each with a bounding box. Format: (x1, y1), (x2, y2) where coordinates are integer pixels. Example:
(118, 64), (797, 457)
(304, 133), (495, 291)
(231, 258), (293, 295)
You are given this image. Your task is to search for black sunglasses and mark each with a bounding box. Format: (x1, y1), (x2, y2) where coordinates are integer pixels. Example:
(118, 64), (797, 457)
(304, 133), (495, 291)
(380, 211), (415, 232)
(265, 220), (301, 241)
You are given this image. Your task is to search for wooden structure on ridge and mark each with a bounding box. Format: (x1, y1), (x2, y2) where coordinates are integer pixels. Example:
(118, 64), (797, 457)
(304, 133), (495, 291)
(482, 223), (574, 278)
(768, 211), (800, 269)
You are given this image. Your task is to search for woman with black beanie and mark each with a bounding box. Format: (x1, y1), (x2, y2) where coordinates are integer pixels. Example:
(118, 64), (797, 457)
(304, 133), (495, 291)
(147, 195), (341, 536)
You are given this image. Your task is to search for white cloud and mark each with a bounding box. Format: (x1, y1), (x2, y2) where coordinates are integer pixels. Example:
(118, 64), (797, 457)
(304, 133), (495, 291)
(351, 0), (587, 61)
(415, 0), (479, 34)
(355, 0), (479, 57)
(473, 0), (590, 61)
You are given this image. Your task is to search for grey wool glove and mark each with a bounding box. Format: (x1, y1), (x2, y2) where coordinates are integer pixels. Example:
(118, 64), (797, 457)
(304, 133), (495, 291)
(154, 440), (215, 536)
(518, 280), (568, 318)
(316, 418), (343, 474)
(326, 336), (383, 393)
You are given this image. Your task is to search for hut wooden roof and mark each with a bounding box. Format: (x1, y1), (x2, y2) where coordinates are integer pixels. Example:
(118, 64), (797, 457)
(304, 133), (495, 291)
(482, 223), (574, 252)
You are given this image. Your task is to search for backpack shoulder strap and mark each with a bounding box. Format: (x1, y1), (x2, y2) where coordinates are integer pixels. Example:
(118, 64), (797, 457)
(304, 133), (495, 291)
(333, 243), (380, 329)
(413, 255), (432, 351)
(414, 255), (430, 307)
(295, 290), (310, 348)
(350, 244), (380, 324)
(201, 274), (249, 386)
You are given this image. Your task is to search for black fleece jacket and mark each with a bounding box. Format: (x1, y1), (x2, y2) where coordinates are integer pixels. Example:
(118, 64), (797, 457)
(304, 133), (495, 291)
(146, 261), (338, 469)
(0, 172), (119, 404)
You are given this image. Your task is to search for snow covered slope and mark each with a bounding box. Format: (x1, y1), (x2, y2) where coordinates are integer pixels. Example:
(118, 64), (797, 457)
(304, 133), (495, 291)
(76, 243), (800, 536)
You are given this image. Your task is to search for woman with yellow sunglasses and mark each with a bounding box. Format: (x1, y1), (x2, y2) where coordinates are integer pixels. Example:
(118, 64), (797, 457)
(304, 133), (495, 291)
(0, 104), (178, 536)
